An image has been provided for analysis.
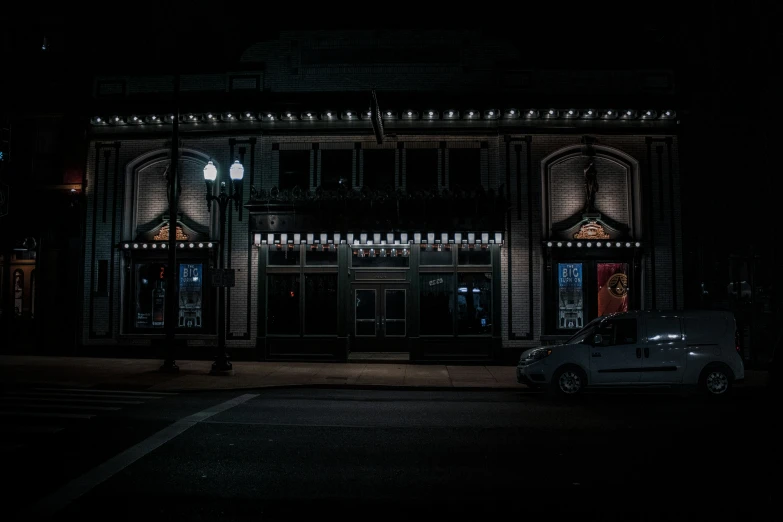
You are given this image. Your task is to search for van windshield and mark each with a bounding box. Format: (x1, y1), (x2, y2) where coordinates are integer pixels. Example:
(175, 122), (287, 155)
(565, 318), (602, 345)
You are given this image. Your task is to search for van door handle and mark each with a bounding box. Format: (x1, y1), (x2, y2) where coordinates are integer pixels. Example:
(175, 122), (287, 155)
(636, 348), (641, 358)
(591, 352), (602, 357)
(644, 348), (650, 358)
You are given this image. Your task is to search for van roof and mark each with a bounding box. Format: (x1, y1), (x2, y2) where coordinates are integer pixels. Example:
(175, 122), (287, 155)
(603, 310), (734, 320)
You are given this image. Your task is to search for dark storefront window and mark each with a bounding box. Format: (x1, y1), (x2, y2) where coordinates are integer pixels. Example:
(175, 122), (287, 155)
(134, 262), (167, 329)
(267, 274), (300, 334)
(306, 248), (338, 265)
(133, 261), (206, 331)
(457, 272), (491, 335)
(305, 274), (338, 334)
(421, 247), (453, 266)
(558, 263), (584, 330)
(279, 150), (310, 191)
(406, 148), (438, 193)
(458, 247), (491, 265)
(320, 149), (353, 190)
(597, 262), (629, 316)
(420, 274), (454, 335)
(363, 149), (395, 191)
(268, 246), (301, 266)
(449, 148), (481, 191)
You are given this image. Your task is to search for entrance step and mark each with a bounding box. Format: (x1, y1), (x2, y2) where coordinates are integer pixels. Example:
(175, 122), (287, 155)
(348, 352), (410, 363)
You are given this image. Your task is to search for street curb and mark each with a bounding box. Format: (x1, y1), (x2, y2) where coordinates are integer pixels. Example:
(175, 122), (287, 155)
(146, 383), (533, 394)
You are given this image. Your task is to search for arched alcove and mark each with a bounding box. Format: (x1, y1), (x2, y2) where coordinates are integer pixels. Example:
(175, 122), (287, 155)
(540, 144), (642, 241)
(122, 149), (220, 241)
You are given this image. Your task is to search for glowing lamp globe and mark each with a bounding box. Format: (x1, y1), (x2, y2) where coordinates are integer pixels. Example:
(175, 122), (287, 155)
(229, 160), (244, 181)
(203, 161), (217, 181)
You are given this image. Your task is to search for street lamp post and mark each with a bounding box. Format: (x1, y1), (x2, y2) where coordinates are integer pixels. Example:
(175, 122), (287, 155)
(203, 159), (244, 375)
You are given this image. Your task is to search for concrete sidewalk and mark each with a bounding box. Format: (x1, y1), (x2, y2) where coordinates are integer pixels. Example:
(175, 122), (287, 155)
(0, 356), (524, 392)
(0, 355), (769, 393)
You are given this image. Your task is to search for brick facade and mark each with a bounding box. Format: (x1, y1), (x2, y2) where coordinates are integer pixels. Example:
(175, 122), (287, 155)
(81, 132), (682, 355)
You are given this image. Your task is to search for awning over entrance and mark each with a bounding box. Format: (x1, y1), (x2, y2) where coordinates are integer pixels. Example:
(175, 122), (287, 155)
(253, 231), (504, 246)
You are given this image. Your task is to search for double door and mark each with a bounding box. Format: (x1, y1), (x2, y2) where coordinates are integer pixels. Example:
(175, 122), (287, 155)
(353, 284), (408, 351)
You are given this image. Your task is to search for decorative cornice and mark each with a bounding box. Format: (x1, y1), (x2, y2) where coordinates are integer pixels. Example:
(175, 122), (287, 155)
(90, 108), (676, 127)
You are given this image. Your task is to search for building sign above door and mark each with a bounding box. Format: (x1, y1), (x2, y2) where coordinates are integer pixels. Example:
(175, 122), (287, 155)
(355, 271), (406, 281)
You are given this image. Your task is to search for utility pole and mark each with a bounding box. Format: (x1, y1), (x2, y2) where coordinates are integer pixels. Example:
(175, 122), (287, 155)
(160, 73), (180, 373)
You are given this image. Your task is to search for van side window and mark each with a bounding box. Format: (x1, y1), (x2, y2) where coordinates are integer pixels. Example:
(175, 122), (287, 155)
(596, 318), (637, 346)
(646, 317), (683, 343)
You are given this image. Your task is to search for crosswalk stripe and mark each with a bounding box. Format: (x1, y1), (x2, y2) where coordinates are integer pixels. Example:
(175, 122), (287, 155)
(0, 397), (143, 405)
(30, 387), (177, 396)
(6, 391), (163, 400)
(0, 403), (122, 412)
(0, 411), (95, 420)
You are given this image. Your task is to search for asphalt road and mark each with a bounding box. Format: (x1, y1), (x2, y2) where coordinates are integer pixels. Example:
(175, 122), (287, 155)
(2, 386), (779, 521)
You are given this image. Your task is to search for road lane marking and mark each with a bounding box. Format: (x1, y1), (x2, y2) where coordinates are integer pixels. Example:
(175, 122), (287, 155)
(7, 391), (164, 400)
(31, 388), (177, 396)
(0, 397), (144, 405)
(23, 393), (259, 521)
(0, 411), (96, 420)
(1, 404), (122, 412)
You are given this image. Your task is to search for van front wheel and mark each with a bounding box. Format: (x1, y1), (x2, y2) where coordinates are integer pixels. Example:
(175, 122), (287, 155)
(548, 365), (586, 397)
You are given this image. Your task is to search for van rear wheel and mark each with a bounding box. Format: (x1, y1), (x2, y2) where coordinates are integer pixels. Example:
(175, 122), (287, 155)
(699, 364), (733, 397)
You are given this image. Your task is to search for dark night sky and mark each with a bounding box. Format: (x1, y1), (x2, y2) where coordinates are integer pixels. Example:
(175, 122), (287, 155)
(3, 4), (781, 281)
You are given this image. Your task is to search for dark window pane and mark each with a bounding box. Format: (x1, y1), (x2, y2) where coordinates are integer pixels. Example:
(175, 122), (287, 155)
(356, 322), (376, 336)
(134, 262), (167, 329)
(596, 319), (638, 346)
(305, 274), (337, 335)
(420, 274), (454, 335)
(613, 319), (638, 345)
(279, 150), (310, 191)
(178, 263), (203, 328)
(363, 149), (396, 191)
(352, 248), (410, 267)
(385, 289), (406, 320)
(386, 322), (406, 336)
(406, 148), (438, 193)
(449, 148), (481, 191)
(457, 272), (491, 335)
(355, 289), (376, 320)
(355, 289), (376, 336)
(558, 263), (584, 330)
(458, 248), (491, 265)
(268, 274), (300, 334)
(320, 149), (353, 190)
(268, 247), (300, 266)
(420, 248), (453, 266)
(306, 249), (338, 265)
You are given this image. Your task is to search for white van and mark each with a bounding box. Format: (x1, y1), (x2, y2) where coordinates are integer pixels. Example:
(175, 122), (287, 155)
(517, 310), (744, 397)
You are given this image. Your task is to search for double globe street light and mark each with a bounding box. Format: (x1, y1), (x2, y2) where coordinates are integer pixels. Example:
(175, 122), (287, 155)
(203, 159), (244, 375)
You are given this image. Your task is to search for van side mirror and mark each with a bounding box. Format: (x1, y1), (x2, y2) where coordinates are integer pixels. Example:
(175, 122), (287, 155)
(593, 334), (603, 346)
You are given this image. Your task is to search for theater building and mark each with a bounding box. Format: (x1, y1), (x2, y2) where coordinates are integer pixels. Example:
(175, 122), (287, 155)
(80, 31), (683, 362)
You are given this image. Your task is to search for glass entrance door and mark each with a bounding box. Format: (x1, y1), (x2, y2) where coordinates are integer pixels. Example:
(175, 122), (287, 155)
(353, 285), (408, 351)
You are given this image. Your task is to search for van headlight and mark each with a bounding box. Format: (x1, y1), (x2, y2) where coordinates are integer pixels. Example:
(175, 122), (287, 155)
(530, 348), (553, 360)
(520, 348), (553, 364)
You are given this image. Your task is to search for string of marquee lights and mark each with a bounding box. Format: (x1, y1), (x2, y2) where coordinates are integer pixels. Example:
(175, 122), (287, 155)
(91, 108), (676, 126)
